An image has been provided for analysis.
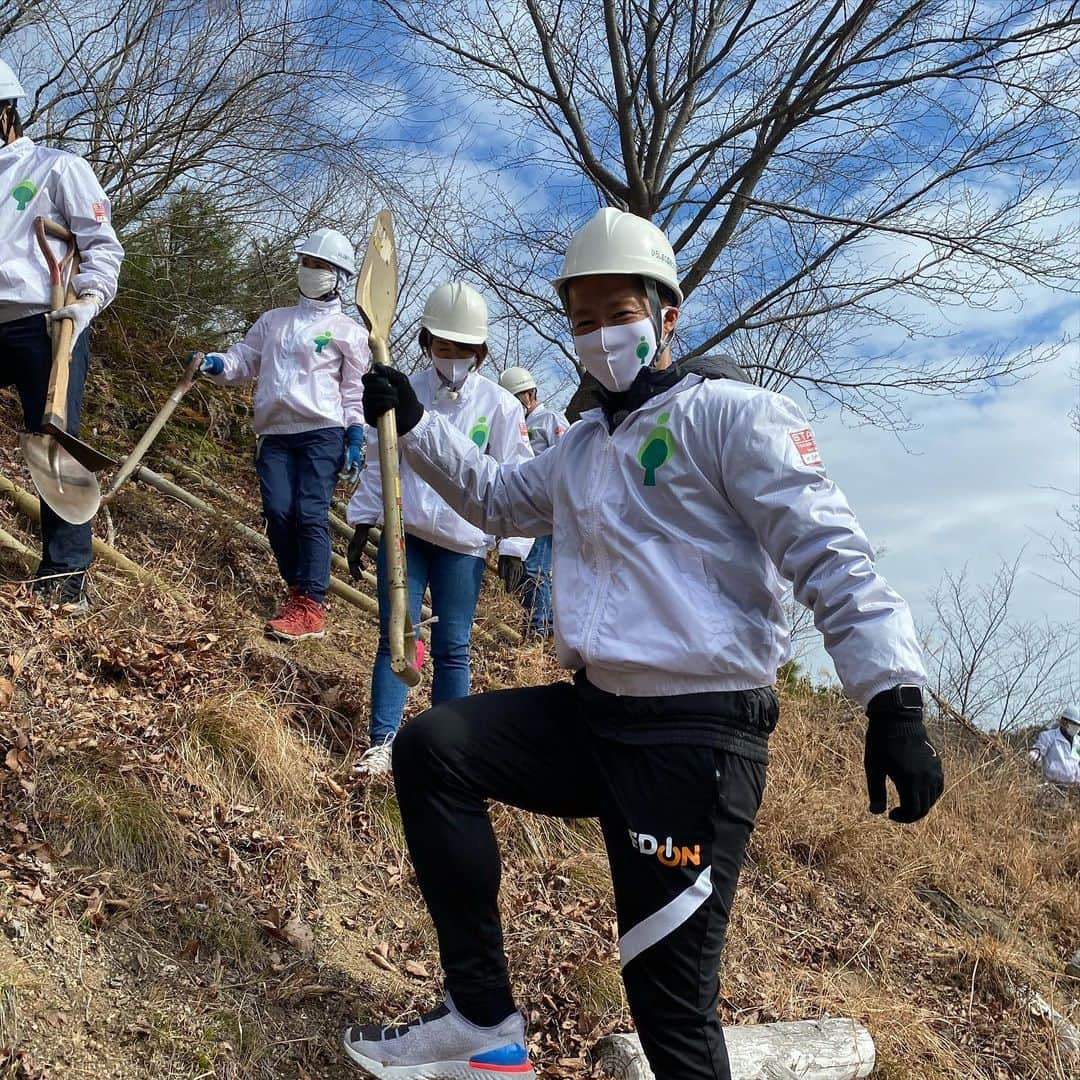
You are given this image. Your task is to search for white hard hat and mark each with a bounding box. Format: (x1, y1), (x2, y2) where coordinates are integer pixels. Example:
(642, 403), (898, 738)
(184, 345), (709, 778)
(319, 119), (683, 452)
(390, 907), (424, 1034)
(294, 227), (356, 277)
(1062, 704), (1080, 724)
(499, 367), (537, 396)
(421, 281), (488, 345)
(0, 59), (25, 101)
(552, 207), (683, 304)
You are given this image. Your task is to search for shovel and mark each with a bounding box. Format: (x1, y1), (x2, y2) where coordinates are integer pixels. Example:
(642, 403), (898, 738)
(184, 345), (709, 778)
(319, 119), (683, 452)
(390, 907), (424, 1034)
(103, 352), (204, 502)
(19, 218), (113, 525)
(355, 210), (420, 688)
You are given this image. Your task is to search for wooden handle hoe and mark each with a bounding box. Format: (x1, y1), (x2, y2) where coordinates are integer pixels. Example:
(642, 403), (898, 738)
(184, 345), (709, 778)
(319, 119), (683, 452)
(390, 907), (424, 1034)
(355, 210), (421, 688)
(104, 351), (205, 501)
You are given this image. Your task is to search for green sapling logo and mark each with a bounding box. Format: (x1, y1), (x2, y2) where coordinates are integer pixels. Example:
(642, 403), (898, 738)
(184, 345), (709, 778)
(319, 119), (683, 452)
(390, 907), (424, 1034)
(635, 336), (652, 365)
(313, 331), (332, 354)
(637, 412), (676, 487)
(11, 179), (37, 211)
(469, 416), (490, 448)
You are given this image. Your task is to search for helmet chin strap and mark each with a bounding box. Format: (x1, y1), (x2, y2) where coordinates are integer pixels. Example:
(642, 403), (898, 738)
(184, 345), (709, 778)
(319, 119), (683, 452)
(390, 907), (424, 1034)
(644, 280), (674, 368)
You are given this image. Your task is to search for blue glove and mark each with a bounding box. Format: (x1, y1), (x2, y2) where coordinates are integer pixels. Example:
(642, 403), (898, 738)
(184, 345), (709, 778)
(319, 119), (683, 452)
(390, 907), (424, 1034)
(340, 424), (366, 489)
(194, 352), (224, 376)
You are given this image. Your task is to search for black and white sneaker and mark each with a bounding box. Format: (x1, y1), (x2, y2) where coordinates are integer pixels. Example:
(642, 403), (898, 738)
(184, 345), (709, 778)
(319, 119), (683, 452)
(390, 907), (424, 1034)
(32, 574), (89, 615)
(342, 998), (535, 1078)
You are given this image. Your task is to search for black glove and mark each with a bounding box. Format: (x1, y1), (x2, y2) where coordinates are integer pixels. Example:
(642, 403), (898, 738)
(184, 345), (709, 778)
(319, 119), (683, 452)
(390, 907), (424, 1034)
(498, 555), (524, 593)
(347, 525), (373, 580)
(361, 363), (424, 435)
(864, 686), (944, 824)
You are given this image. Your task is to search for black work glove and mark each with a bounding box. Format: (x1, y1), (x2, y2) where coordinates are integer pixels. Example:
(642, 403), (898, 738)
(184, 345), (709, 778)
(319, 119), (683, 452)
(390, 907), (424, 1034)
(347, 525), (373, 580)
(361, 363), (424, 435)
(864, 686), (944, 824)
(498, 555), (524, 593)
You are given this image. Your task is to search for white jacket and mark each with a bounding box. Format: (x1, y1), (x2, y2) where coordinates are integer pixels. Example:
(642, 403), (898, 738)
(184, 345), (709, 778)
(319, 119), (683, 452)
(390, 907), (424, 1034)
(0, 137), (124, 324)
(1030, 728), (1080, 786)
(348, 367), (533, 560)
(401, 373), (928, 703)
(526, 402), (569, 454)
(209, 296), (369, 436)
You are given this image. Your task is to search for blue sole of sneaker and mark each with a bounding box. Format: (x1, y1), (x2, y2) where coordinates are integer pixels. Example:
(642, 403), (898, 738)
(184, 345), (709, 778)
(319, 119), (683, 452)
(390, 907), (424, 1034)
(341, 1039), (536, 1080)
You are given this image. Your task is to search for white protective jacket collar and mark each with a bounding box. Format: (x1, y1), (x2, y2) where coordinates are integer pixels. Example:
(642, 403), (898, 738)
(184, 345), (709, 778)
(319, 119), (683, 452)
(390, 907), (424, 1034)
(400, 373), (928, 704)
(209, 296), (369, 435)
(0, 137), (124, 324)
(347, 367), (534, 560)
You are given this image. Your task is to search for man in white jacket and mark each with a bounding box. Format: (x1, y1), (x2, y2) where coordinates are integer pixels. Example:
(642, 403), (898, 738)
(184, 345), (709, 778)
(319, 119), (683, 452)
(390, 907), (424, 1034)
(1029, 705), (1080, 787)
(342, 209), (944, 1080)
(498, 366), (568, 636)
(0, 58), (124, 612)
(346, 282), (533, 775)
(196, 228), (368, 641)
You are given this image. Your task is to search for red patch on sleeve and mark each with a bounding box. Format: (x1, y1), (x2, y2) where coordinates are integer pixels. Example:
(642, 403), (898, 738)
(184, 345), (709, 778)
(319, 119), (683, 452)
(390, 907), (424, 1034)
(519, 422), (529, 441)
(789, 428), (823, 467)
(92, 201), (108, 222)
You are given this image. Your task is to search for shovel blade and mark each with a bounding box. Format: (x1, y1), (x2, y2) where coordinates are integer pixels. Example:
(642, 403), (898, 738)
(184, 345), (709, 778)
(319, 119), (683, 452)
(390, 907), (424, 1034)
(20, 433), (101, 524)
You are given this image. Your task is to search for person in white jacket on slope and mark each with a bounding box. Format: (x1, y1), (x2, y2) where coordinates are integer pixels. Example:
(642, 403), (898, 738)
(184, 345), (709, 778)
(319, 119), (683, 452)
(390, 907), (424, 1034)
(0, 58), (124, 613)
(498, 366), (568, 637)
(1029, 704), (1080, 787)
(346, 282), (533, 776)
(342, 209), (944, 1080)
(194, 228), (368, 642)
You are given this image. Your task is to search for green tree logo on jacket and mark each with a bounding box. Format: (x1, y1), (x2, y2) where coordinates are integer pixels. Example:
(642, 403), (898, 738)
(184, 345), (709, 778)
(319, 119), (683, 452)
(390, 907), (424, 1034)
(313, 331), (333, 354)
(469, 416), (489, 448)
(10, 180), (37, 211)
(637, 412), (676, 486)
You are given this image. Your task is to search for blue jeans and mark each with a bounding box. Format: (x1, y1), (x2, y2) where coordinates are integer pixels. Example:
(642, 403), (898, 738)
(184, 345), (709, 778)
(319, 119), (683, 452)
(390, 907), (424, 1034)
(255, 427), (344, 602)
(521, 534), (553, 633)
(369, 532), (486, 745)
(0, 314), (92, 579)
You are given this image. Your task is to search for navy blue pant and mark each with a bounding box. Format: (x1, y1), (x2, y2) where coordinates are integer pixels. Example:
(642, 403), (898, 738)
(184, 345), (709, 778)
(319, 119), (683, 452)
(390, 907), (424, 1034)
(255, 427), (344, 602)
(369, 533), (486, 745)
(0, 313), (92, 579)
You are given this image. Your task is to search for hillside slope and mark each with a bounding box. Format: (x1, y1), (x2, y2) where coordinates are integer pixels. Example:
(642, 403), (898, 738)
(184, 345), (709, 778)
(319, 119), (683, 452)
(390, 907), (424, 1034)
(0, 375), (1077, 1080)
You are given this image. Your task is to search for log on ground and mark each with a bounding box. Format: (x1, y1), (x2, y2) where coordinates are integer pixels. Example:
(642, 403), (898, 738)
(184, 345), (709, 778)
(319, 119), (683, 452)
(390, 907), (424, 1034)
(593, 1019), (875, 1080)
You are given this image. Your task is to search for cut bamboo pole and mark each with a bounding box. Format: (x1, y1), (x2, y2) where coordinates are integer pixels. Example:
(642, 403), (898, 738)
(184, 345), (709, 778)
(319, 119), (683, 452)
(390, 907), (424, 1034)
(127, 465), (389, 621)
(0, 471), (178, 597)
(594, 1020), (875, 1080)
(0, 523), (34, 558)
(165, 463), (521, 645)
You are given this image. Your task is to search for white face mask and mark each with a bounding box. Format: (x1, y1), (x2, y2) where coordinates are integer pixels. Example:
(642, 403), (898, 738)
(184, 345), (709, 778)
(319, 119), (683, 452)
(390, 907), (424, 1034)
(574, 315), (660, 392)
(297, 266), (337, 299)
(433, 355), (474, 391)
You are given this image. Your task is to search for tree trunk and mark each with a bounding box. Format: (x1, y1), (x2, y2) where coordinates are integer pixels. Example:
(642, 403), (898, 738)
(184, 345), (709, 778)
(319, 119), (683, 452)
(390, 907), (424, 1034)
(593, 1019), (875, 1080)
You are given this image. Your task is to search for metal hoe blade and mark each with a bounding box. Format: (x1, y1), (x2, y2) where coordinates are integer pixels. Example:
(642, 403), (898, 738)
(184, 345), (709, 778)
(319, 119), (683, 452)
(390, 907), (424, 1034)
(20, 432), (101, 525)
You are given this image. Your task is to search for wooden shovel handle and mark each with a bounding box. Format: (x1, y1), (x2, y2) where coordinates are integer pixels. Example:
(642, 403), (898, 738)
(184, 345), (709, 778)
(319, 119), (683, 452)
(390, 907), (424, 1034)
(40, 225), (80, 436)
(373, 337), (421, 688)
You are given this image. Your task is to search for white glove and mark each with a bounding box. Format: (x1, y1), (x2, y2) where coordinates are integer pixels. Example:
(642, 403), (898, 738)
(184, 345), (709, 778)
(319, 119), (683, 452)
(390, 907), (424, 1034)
(46, 292), (103, 340)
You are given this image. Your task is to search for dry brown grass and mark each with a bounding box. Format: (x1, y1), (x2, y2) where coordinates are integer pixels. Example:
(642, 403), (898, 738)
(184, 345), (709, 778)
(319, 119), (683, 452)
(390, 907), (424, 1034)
(181, 690), (325, 823)
(1, 387), (1078, 1077)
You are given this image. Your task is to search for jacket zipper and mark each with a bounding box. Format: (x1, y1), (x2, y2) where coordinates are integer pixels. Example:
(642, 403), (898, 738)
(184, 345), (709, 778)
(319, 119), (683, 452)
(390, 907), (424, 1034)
(581, 435), (615, 663)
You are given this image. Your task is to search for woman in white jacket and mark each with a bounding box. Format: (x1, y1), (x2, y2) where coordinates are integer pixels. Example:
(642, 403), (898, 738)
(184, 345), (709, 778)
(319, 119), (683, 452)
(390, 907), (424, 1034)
(346, 282), (532, 774)
(195, 228), (369, 641)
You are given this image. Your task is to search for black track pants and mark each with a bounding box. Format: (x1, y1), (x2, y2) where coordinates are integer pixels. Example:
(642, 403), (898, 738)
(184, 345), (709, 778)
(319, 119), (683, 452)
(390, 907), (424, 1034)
(392, 680), (769, 1080)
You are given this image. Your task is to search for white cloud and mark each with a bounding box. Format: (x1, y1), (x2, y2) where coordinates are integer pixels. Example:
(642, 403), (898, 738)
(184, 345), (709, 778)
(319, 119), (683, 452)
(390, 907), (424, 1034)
(801, 348), (1079, 689)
